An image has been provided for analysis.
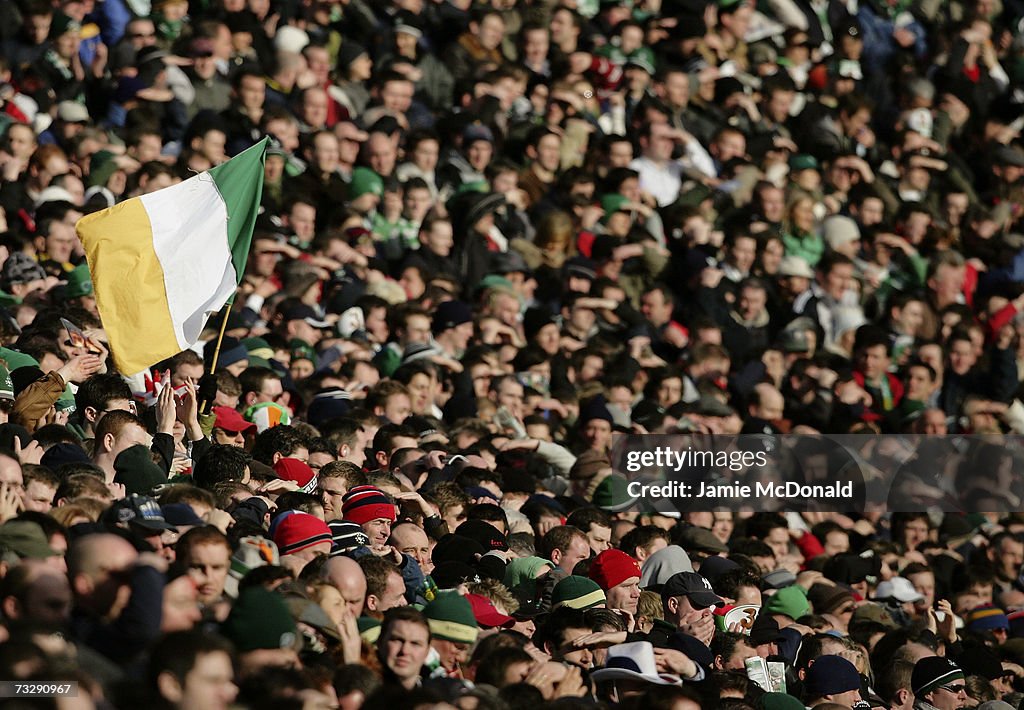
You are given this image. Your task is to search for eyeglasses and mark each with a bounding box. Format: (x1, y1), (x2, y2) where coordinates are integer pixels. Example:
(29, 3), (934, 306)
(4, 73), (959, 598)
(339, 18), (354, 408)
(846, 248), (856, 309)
(939, 685), (966, 694)
(216, 427), (245, 437)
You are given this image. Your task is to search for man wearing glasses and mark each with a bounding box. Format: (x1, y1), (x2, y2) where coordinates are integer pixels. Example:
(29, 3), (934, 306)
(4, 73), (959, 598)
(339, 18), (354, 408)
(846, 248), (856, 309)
(911, 656), (968, 710)
(210, 406), (255, 447)
(108, 18), (158, 71)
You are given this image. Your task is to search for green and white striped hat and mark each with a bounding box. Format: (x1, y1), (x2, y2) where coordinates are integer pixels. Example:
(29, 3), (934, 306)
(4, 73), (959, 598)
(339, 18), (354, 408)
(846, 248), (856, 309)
(552, 575), (607, 610)
(423, 592), (479, 645)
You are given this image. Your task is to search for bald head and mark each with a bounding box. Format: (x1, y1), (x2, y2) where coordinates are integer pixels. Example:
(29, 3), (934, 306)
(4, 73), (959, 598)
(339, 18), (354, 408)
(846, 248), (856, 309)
(326, 556), (367, 618)
(390, 523), (431, 574)
(750, 383), (784, 421)
(67, 533), (138, 618)
(68, 533), (137, 579)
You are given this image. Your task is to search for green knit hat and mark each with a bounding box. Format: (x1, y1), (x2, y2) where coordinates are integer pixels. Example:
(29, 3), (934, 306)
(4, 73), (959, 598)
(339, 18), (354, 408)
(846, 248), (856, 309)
(592, 474), (637, 512)
(55, 383), (76, 413)
(63, 263), (93, 299)
(87, 150), (120, 188)
(764, 585), (810, 620)
(759, 692), (806, 710)
(50, 13), (81, 39)
(0, 365), (13, 401)
(0, 348), (39, 372)
(789, 154), (819, 172)
(624, 47), (656, 74)
(474, 274), (514, 295)
(455, 179), (490, 195)
(912, 656), (965, 697)
(242, 336), (274, 359)
(350, 167), (383, 200)
(552, 575), (607, 610)
(600, 193), (630, 224)
(113, 444), (167, 496)
(0, 520), (58, 559)
(221, 587), (299, 652)
(504, 556), (554, 590)
(241, 336), (274, 369)
(357, 616), (382, 644)
(289, 338), (317, 367)
(424, 592), (479, 644)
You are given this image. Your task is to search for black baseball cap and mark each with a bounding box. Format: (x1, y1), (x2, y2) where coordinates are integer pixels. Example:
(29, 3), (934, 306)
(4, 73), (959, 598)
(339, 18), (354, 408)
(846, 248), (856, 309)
(283, 304), (331, 328)
(836, 16), (862, 38)
(823, 552), (881, 585)
(661, 572), (725, 608)
(106, 494), (176, 532)
(749, 612), (786, 646)
(455, 520), (509, 553)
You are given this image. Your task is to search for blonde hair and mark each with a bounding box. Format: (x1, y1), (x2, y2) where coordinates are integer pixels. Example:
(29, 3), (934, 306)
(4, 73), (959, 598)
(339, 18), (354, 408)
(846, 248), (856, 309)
(467, 577), (519, 614)
(637, 590), (664, 622)
(50, 498), (106, 526)
(534, 210), (577, 257)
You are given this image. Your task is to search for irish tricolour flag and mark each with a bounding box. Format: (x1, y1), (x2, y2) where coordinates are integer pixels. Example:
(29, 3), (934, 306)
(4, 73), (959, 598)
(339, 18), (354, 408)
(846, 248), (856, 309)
(76, 138), (267, 374)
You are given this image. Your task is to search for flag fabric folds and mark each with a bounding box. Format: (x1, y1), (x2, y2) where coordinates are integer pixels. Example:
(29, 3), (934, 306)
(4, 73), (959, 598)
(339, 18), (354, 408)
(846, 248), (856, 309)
(76, 138), (268, 374)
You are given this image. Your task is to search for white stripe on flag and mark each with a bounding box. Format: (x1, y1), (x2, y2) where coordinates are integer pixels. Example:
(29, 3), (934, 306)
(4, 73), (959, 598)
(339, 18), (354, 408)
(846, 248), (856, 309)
(141, 174), (239, 350)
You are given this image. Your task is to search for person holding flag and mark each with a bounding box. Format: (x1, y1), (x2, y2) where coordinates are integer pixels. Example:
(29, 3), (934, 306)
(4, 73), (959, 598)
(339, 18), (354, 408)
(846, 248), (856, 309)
(75, 138), (268, 377)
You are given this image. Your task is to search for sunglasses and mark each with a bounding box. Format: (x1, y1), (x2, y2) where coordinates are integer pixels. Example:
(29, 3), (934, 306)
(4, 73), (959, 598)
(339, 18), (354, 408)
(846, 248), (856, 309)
(940, 685), (966, 694)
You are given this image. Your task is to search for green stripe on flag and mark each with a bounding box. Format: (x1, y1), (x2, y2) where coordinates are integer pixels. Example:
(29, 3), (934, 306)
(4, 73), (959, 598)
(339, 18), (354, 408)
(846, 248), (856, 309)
(209, 137), (268, 286)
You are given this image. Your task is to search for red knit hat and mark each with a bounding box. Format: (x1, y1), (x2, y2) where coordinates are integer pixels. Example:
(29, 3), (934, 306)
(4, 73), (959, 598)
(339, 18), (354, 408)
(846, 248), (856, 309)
(589, 549), (641, 591)
(273, 457), (318, 494)
(272, 512), (332, 556)
(342, 485), (397, 525)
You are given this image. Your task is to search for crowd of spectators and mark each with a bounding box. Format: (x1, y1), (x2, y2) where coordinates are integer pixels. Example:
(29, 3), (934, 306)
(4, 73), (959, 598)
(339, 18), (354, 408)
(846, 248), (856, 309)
(1, 0), (1024, 708)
